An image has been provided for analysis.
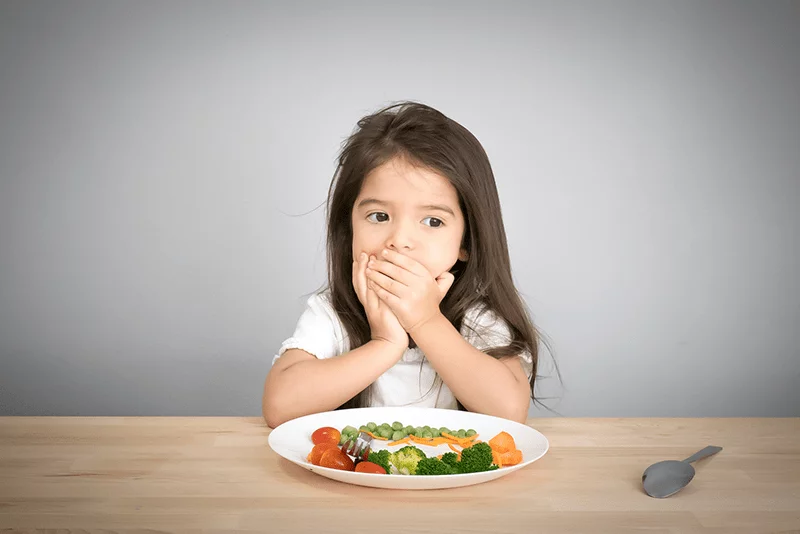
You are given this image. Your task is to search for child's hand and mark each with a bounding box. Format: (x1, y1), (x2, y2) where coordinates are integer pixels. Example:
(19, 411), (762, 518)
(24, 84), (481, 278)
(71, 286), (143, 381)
(353, 252), (408, 349)
(365, 248), (455, 334)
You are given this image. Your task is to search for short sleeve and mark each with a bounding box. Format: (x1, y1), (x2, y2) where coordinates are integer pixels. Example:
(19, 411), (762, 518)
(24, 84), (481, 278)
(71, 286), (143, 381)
(461, 306), (534, 381)
(272, 291), (345, 366)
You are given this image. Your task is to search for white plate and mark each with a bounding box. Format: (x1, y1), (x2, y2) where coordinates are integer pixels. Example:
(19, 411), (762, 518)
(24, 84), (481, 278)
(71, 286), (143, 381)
(268, 407), (549, 490)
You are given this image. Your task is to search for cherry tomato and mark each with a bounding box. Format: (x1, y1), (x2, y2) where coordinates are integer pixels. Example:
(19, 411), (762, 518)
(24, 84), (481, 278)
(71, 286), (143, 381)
(319, 448), (355, 471)
(354, 461), (387, 474)
(307, 442), (339, 466)
(311, 426), (342, 446)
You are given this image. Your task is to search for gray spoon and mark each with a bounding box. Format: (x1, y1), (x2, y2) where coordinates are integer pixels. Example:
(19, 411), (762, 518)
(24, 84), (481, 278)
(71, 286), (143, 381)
(642, 445), (722, 498)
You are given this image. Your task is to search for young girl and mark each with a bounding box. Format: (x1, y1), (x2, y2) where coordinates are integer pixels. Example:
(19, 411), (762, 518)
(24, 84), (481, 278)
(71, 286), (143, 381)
(263, 101), (543, 428)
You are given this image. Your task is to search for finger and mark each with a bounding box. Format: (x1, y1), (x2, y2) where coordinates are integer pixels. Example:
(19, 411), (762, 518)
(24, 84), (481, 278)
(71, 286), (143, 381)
(353, 252), (367, 304)
(371, 280), (402, 309)
(366, 280), (379, 310)
(352, 257), (362, 303)
(366, 264), (406, 298)
(365, 257), (379, 310)
(369, 257), (416, 286)
(436, 271), (455, 297)
(380, 249), (428, 277)
(359, 253), (373, 306)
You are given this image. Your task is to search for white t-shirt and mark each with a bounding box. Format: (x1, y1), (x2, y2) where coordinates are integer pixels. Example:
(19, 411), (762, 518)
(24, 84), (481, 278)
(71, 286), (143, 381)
(272, 290), (534, 409)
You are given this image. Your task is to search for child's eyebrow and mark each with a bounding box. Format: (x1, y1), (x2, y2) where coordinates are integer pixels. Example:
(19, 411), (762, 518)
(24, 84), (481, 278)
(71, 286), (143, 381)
(357, 198), (455, 217)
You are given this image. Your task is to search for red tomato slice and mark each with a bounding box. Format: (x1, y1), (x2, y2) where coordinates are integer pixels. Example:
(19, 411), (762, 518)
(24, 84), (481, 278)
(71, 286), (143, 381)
(319, 448), (355, 471)
(311, 426), (342, 446)
(307, 442), (339, 466)
(354, 461), (387, 474)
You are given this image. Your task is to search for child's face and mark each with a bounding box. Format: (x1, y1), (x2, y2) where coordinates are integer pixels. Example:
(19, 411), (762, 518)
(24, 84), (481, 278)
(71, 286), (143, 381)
(351, 157), (467, 279)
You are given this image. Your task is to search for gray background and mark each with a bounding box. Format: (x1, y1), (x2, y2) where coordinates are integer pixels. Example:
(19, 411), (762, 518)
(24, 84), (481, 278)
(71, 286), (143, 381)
(1, 1), (798, 417)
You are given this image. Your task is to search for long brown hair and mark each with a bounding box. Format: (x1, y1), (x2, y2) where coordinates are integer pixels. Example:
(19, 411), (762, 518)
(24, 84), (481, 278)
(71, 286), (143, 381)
(325, 101), (551, 411)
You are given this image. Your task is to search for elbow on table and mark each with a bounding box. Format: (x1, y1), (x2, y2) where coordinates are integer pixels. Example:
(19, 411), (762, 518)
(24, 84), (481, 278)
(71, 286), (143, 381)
(504, 394), (531, 425)
(262, 378), (290, 429)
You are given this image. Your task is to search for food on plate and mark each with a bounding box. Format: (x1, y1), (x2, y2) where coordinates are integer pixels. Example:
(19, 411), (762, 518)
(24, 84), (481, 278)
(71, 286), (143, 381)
(311, 426), (341, 446)
(340, 421), (477, 444)
(354, 461), (387, 474)
(318, 447), (354, 471)
(307, 424), (525, 475)
(366, 449), (391, 474)
(389, 446), (427, 475)
(307, 442), (339, 465)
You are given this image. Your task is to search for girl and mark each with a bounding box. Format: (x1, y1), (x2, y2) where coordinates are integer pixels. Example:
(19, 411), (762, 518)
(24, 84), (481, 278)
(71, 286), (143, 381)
(263, 101), (544, 428)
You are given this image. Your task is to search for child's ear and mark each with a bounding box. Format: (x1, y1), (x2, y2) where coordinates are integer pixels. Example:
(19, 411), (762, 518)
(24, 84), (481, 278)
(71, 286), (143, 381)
(458, 248), (469, 262)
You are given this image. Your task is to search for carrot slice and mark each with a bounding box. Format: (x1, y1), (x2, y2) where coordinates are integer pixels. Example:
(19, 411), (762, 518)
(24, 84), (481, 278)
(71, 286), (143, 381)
(488, 431), (516, 453)
(363, 430), (388, 441)
(441, 432), (479, 446)
(492, 449), (503, 468)
(388, 436), (410, 446)
(498, 449), (523, 466)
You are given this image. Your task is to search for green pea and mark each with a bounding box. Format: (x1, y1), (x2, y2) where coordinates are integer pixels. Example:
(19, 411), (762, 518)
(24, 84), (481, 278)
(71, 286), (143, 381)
(392, 430), (405, 441)
(367, 422), (377, 431)
(466, 429), (477, 437)
(392, 421), (403, 431)
(457, 429), (467, 438)
(431, 428), (441, 438)
(422, 430), (433, 439)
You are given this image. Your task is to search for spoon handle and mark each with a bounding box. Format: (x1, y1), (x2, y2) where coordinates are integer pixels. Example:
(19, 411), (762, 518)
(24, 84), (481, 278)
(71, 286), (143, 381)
(683, 445), (722, 464)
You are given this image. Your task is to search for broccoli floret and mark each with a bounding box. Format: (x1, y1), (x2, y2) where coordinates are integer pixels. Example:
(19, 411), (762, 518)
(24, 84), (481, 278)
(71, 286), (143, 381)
(367, 449), (390, 474)
(440, 452), (459, 468)
(416, 457), (457, 476)
(390, 445), (426, 475)
(456, 442), (497, 473)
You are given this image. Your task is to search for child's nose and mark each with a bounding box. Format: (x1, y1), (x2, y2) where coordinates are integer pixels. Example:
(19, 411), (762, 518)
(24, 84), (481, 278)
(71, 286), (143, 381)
(385, 220), (415, 251)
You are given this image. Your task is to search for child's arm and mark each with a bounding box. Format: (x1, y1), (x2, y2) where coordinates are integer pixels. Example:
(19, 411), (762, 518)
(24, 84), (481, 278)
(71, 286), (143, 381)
(410, 315), (531, 423)
(262, 340), (405, 428)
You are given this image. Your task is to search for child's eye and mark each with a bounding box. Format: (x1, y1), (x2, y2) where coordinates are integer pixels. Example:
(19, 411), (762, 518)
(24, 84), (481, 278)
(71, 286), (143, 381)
(422, 217), (444, 228)
(367, 212), (389, 223)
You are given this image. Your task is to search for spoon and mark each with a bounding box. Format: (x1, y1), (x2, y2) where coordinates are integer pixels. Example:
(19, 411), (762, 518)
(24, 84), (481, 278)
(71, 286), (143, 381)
(642, 445), (722, 498)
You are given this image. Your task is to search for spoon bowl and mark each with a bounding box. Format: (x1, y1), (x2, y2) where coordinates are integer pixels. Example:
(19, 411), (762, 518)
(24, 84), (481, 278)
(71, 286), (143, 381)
(642, 445), (722, 498)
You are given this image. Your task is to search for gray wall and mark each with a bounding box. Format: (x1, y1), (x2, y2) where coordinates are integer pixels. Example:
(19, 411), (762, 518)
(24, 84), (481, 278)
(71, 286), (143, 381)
(1, 1), (798, 417)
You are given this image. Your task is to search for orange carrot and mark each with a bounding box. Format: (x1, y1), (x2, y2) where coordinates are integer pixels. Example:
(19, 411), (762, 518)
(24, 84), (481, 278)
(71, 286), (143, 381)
(488, 431), (516, 453)
(441, 432), (479, 446)
(388, 436), (410, 446)
(498, 449), (523, 466)
(492, 449), (503, 468)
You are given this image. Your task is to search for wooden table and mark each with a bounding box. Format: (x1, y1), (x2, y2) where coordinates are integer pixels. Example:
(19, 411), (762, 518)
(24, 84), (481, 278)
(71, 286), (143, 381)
(1, 417), (798, 533)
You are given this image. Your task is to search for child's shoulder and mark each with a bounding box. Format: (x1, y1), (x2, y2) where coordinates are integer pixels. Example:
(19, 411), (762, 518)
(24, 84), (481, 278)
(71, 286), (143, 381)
(301, 288), (336, 318)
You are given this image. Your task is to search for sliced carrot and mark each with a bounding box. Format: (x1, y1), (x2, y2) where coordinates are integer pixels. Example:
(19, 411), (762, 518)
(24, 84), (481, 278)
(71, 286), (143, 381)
(441, 432), (479, 446)
(362, 430), (388, 441)
(447, 443), (462, 453)
(488, 431), (516, 453)
(498, 449), (523, 466)
(388, 436), (410, 446)
(492, 449), (503, 468)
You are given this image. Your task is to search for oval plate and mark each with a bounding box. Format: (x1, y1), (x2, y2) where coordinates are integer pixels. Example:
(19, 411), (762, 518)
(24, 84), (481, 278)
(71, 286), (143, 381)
(268, 407), (549, 490)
